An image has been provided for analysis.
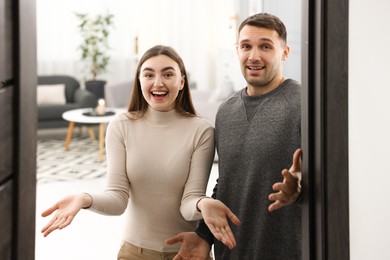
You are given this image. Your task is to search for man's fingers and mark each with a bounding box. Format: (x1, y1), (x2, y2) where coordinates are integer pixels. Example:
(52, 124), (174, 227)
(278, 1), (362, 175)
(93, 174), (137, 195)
(269, 191), (286, 202)
(272, 182), (284, 192)
(282, 169), (296, 183)
(268, 200), (283, 212)
(173, 255), (184, 260)
(165, 233), (183, 245)
(290, 148), (302, 173)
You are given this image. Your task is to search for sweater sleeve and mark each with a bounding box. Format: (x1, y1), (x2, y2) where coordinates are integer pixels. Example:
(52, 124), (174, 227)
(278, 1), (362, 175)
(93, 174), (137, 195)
(86, 117), (130, 215)
(179, 124), (215, 221)
(194, 178), (219, 246)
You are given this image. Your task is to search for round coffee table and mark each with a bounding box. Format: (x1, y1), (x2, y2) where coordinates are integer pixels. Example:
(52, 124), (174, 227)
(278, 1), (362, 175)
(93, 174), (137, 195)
(62, 107), (126, 161)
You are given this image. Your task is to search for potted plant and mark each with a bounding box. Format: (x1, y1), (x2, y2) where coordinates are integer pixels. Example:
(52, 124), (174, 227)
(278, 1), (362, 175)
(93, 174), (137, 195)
(75, 12), (114, 99)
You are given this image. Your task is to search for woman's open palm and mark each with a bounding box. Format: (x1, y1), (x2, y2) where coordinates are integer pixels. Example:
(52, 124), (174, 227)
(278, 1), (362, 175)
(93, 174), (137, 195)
(198, 198), (240, 249)
(41, 194), (86, 237)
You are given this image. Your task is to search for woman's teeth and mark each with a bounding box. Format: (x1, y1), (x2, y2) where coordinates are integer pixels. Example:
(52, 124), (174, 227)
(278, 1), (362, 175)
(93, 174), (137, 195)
(152, 91), (167, 96)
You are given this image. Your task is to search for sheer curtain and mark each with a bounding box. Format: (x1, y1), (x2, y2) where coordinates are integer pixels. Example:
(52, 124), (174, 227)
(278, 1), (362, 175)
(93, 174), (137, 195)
(36, 0), (238, 90)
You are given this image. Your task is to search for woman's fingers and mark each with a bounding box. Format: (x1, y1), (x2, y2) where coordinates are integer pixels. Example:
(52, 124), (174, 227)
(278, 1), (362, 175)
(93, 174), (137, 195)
(220, 225), (236, 249)
(41, 212), (75, 237)
(227, 210), (241, 226)
(42, 218), (60, 237)
(41, 203), (59, 217)
(61, 215), (74, 229)
(207, 223), (221, 240)
(207, 222), (237, 249)
(200, 199), (240, 249)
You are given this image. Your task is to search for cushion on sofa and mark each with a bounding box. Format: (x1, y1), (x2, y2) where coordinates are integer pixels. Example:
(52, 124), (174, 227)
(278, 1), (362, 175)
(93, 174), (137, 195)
(38, 75), (79, 103)
(37, 75), (98, 129)
(37, 84), (66, 105)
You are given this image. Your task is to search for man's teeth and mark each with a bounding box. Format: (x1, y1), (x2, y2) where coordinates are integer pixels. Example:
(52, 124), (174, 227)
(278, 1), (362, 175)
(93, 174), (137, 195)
(248, 66), (264, 70)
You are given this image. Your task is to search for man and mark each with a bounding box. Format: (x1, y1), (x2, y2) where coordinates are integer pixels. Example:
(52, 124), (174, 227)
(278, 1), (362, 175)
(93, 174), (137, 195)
(167, 13), (302, 259)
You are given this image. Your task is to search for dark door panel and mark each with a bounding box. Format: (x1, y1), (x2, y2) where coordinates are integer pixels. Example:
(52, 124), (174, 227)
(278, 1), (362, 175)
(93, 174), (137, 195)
(0, 180), (13, 260)
(0, 0), (13, 80)
(0, 0), (37, 258)
(0, 87), (13, 183)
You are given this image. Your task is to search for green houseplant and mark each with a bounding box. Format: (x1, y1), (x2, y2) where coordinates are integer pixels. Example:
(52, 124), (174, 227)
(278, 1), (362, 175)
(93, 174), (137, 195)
(75, 12), (114, 99)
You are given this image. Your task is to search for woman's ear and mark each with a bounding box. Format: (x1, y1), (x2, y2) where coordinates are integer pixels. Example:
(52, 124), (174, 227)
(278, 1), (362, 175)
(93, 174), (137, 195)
(180, 76), (185, 90)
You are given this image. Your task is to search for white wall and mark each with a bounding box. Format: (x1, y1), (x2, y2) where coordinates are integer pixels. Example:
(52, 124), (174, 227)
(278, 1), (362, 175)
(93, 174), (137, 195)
(36, 0), (239, 90)
(36, 0), (303, 92)
(349, 0), (390, 259)
(262, 0), (302, 83)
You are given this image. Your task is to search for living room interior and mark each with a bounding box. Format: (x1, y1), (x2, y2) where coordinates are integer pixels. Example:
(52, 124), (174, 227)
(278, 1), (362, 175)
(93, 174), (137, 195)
(35, 0), (302, 259)
(3, 0), (387, 258)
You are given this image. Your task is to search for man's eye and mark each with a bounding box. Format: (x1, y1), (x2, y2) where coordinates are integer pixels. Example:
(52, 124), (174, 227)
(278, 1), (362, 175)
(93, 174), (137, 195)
(241, 44), (250, 49)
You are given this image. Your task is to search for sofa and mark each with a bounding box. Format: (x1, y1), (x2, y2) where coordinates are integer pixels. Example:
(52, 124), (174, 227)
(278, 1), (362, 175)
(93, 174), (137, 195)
(37, 75), (98, 129)
(105, 80), (235, 127)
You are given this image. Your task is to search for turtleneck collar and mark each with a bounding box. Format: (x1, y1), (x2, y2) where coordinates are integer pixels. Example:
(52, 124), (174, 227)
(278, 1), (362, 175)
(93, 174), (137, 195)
(144, 107), (179, 125)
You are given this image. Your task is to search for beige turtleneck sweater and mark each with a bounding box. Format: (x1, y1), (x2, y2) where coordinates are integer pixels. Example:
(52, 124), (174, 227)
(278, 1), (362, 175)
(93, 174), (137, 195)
(88, 108), (215, 252)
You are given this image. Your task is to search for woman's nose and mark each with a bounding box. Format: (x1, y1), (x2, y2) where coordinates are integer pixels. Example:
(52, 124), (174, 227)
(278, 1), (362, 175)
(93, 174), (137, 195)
(153, 76), (164, 87)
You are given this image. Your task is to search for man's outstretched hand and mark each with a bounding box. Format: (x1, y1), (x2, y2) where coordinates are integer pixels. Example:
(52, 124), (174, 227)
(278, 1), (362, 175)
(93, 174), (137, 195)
(166, 232), (211, 260)
(268, 148), (302, 212)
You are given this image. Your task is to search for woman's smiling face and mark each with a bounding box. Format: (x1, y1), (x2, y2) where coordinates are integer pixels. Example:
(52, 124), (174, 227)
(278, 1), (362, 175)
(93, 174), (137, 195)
(139, 54), (185, 112)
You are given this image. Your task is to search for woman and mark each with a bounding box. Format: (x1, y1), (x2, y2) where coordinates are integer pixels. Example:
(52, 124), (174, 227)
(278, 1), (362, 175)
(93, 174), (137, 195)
(41, 45), (238, 259)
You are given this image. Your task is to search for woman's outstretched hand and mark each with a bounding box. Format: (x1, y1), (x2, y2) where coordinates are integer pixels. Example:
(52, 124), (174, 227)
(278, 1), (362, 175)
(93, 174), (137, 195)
(41, 193), (92, 237)
(197, 198), (240, 249)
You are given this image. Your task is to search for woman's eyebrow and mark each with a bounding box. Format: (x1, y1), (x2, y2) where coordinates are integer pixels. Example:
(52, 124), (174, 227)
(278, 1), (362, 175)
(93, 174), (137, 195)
(142, 67), (154, 72)
(142, 66), (175, 72)
(161, 66), (175, 72)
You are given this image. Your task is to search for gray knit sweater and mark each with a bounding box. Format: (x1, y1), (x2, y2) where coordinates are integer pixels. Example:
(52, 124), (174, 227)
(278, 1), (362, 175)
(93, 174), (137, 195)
(200, 79), (301, 259)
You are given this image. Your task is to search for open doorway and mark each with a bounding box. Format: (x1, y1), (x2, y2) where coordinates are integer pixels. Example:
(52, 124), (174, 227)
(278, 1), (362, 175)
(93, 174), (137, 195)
(34, 0), (350, 259)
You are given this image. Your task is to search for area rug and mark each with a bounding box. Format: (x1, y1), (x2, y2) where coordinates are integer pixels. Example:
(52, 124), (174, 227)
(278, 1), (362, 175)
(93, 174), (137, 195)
(37, 138), (107, 184)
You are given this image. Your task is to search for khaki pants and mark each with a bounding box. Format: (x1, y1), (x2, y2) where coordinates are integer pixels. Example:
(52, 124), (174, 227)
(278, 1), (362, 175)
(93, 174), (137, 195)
(117, 241), (213, 260)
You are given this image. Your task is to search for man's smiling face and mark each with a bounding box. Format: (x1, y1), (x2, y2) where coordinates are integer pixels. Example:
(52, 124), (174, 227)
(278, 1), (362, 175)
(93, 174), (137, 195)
(236, 25), (289, 96)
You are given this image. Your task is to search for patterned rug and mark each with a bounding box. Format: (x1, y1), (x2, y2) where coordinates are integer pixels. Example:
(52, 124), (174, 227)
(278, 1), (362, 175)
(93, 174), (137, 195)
(37, 138), (107, 184)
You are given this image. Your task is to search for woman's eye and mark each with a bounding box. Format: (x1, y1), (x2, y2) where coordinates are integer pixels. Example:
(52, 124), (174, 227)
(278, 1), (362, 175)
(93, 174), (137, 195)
(144, 73), (154, 78)
(164, 73), (173, 78)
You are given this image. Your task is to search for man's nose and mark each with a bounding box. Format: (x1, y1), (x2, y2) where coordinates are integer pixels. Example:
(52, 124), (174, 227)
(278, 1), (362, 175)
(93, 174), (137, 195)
(248, 48), (261, 61)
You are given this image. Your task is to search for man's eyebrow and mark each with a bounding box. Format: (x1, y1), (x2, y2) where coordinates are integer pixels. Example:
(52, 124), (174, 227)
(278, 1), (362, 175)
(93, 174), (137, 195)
(239, 38), (275, 44)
